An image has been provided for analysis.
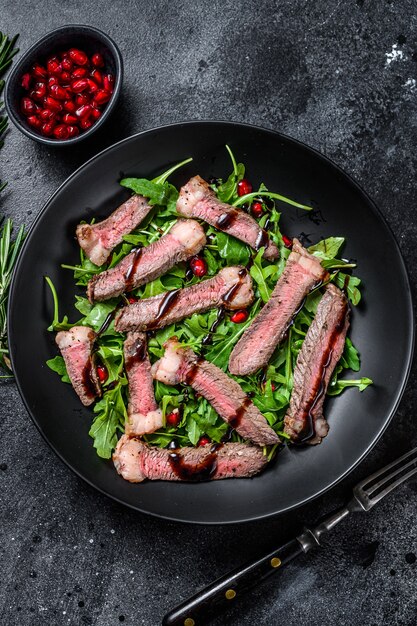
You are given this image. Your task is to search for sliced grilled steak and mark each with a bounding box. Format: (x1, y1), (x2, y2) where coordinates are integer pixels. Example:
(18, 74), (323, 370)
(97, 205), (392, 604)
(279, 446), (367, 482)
(55, 326), (100, 406)
(87, 219), (206, 302)
(76, 195), (152, 266)
(152, 338), (280, 446)
(284, 284), (349, 444)
(124, 332), (163, 435)
(177, 175), (279, 261)
(115, 266), (254, 332)
(229, 239), (327, 376)
(113, 435), (268, 482)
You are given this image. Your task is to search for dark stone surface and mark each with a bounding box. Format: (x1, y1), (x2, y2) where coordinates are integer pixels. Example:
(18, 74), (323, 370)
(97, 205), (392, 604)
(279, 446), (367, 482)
(1, 1), (417, 624)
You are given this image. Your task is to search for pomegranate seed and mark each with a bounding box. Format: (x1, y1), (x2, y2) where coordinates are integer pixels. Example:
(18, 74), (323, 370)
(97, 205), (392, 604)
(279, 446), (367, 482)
(90, 69), (103, 85)
(96, 364), (108, 383)
(21, 97), (37, 116)
(282, 235), (293, 248)
(251, 201), (263, 218)
(271, 382), (277, 391)
(61, 57), (73, 71)
(71, 67), (88, 79)
(80, 117), (93, 130)
(166, 409), (181, 427)
(230, 310), (249, 324)
(237, 179), (253, 197)
(39, 108), (56, 121)
(198, 436), (211, 447)
(47, 58), (62, 76)
(91, 52), (105, 68)
(44, 96), (62, 112)
(27, 115), (41, 129)
(53, 124), (69, 140)
(63, 99), (76, 113)
(49, 84), (68, 100)
(66, 125), (80, 138)
(60, 71), (71, 85)
(47, 76), (59, 87)
(75, 93), (90, 106)
(189, 256), (207, 277)
(71, 78), (89, 93)
(62, 113), (78, 125)
(127, 296), (138, 304)
(103, 73), (114, 92)
(41, 121), (55, 136)
(87, 79), (99, 94)
(75, 104), (92, 119)
(69, 48), (88, 66)
(32, 64), (47, 79)
(93, 89), (111, 106)
(90, 107), (101, 120)
(21, 73), (31, 90)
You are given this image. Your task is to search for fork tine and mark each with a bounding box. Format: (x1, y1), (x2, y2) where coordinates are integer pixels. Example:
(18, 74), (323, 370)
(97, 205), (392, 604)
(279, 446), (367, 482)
(364, 454), (417, 497)
(366, 465), (417, 507)
(356, 446), (417, 492)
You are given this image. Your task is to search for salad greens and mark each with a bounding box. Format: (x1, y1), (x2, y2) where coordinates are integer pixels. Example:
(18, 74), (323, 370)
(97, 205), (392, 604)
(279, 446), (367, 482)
(46, 147), (372, 459)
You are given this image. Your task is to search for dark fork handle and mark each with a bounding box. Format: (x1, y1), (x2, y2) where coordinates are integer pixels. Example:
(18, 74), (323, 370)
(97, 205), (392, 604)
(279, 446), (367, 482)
(162, 538), (305, 626)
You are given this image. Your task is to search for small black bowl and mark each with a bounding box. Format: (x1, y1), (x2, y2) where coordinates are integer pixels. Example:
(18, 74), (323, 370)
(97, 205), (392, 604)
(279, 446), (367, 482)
(5, 24), (123, 146)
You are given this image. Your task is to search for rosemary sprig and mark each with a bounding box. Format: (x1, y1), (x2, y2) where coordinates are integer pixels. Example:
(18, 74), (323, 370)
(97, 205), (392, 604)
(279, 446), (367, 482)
(0, 218), (26, 373)
(0, 32), (19, 193)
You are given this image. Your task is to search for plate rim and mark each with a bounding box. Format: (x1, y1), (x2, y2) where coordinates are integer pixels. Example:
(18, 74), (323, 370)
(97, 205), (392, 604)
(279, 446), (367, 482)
(8, 119), (415, 525)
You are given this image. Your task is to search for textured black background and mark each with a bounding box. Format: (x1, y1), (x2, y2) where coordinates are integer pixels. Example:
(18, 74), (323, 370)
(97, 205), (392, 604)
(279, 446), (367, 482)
(1, 1), (417, 625)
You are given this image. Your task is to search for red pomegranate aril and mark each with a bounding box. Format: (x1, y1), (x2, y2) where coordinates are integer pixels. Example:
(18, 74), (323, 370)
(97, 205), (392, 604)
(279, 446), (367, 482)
(71, 78), (89, 93)
(71, 67), (88, 79)
(39, 108), (56, 121)
(66, 125), (80, 138)
(75, 104), (92, 119)
(166, 409), (181, 427)
(53, 124), (69, 140)
(49, 84), (68, 100)
(21, 73), (31, 90)
(127, 296), (138, 304)
(103, 73), (114, 92)
(69, 48), (88, 66)
(63, 99), (76, 113)
(21, 97), (37, 116)
(47, 58), (62, 76)
(93, 89), (111, 106)
(75, 93), (90, 106)
(90, 69), (103, 85)
(80, 117), (93, 130)
(47, 76), (59, 87)
(237, 179), (253, 197)
(87, 79), (99, 94)
(230, 310), (249, 324)
(41, 121), (55, 136)
(32, 64), (47, 79)
(96, 364), (109, 383)
(60, 71), (71, 86)
(251, 201), (263, 218)
(62, 113), (78, 125)
(44, 96), (62, 112)
(91, 52), (105, 68)
(27, 115), (41, 129)
(189, 256), (207, 277)
(198, 436), (211, 447)
(61, 57), (73, 72)
(90, 107), (101, 120)
(282, 235), (293, 248)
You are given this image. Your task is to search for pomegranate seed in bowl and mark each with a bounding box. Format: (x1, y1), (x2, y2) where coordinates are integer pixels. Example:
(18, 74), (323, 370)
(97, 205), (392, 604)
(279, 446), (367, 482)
(91, 52), (105, 67)
(69, 48), (88, 65)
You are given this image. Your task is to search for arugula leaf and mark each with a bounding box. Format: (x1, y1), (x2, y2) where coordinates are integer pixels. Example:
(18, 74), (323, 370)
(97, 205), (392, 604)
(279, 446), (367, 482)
(341, 337), (360, 372)
(334, 272), (362, 305)
(46, 355), (70, 383)
(89, 384), (127, 459)
(327, 377), (373, 395)
(216, 232), (251, 266)
(308, 237), (345, 260)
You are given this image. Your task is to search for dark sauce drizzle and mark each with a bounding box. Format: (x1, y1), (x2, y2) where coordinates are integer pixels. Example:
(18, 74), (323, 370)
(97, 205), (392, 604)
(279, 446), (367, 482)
(229, 396), (252, 429)
(154, 289), (181, 325)
(221, 268), (247, 306)
(125, 247), (143, 292)
(168, 448), (219, 481)
(96, 301), (124, 339)
(202, 307), (226, 346)
(82, 360), (99, 399)
(125, 335), (147, 370)
(184, 356), (204, 386)
(254, 228), (270, 251)
(217, 209), (239, 230)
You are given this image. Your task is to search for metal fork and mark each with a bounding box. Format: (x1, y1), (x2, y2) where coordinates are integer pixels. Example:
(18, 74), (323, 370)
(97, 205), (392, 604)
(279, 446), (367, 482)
(162, 446), (417, 626)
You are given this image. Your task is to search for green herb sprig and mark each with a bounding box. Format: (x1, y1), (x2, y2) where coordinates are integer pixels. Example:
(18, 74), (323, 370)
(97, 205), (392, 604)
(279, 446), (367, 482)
(0, 32), (19, 193)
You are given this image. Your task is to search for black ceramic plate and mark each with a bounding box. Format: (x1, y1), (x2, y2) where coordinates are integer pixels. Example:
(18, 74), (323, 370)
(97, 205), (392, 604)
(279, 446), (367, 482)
(8, 121), (414, 524)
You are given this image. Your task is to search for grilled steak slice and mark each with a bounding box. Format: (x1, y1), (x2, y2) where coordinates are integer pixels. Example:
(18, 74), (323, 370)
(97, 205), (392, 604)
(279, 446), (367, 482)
(152, 338), (280, 446)
(87, 219), (206, 302)
(177, 175), (279, 261)
(76, 195), (152, 266)
(55, 326), (100, 406)
(284, 284), (349, 444)
(115, 266), (254, 332)
(124, 332), (163, 435)
(229, 239), (327, 376)
(113, 435), (268, 482)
